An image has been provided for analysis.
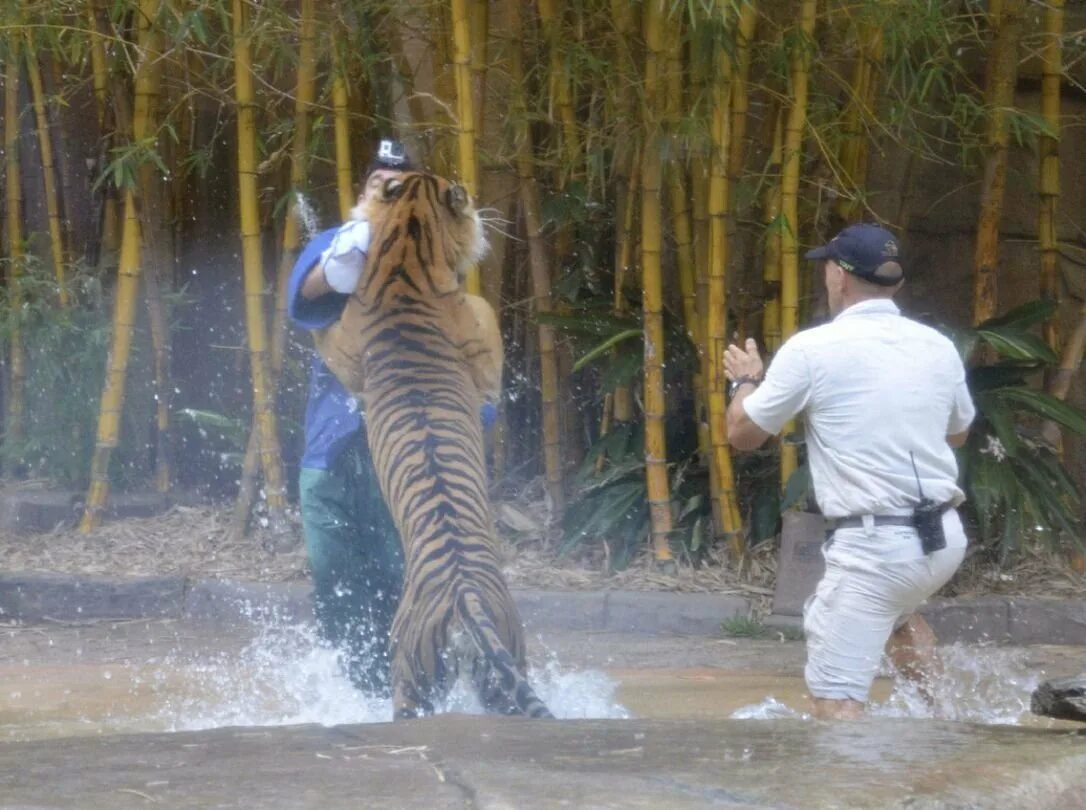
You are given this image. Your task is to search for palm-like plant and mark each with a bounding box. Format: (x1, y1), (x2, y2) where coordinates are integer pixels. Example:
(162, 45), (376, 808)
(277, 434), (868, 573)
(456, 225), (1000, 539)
(952, 301), (1086, 558)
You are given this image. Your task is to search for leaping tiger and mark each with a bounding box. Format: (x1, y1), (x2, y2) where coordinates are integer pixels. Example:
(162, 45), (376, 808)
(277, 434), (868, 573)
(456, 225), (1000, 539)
(315, 170), (552, 720)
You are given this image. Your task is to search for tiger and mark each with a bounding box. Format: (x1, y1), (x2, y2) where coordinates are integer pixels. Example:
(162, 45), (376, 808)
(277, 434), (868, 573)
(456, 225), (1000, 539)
(314, 170), (552, 720)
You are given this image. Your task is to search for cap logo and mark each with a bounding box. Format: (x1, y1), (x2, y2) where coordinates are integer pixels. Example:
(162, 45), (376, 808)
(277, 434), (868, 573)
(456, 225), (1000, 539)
(883, 239), (898, 257)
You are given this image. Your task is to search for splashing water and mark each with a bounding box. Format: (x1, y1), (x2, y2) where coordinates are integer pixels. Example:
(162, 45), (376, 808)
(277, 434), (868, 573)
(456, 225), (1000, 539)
(147, 620), (628, 732)
(293, 191), (320, 241)
(730, 644), (1045, 725)
(874, 643), (1044, 724)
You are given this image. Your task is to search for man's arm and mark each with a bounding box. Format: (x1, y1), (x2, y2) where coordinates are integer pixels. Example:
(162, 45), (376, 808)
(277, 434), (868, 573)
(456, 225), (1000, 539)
(301, 263), (335, 299)
(947, 429), (969, 448)
(727, 384), (773, 450)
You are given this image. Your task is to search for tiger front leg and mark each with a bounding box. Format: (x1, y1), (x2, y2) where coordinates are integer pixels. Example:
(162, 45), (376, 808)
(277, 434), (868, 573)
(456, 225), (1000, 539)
(460, 294), (504, 406)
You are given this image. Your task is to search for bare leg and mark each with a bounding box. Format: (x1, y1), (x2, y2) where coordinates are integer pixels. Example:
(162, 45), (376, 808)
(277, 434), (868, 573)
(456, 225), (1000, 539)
(886, 613), (939, 702)
(810, 697), (865, 720)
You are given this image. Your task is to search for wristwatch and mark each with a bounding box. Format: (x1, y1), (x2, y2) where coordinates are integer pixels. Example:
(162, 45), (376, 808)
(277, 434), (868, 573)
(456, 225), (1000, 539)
(728, 376), (761, 397)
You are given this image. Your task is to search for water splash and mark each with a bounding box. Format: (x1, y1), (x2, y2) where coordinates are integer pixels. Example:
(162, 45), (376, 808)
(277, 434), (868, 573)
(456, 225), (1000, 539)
(293, 191), (320, 241)
(147, 619), (627, 731)
(873, 643), (1043, 725)
(731, 697), (807, 720)
(730, 644), (1044, 725)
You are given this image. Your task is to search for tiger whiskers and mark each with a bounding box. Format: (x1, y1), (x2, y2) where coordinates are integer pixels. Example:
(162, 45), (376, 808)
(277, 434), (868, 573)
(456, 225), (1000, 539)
(477, 209), (522, 244)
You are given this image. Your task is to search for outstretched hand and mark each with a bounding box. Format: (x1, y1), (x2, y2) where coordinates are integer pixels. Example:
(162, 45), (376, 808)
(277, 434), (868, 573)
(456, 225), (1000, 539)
(723, 338), (764, 383)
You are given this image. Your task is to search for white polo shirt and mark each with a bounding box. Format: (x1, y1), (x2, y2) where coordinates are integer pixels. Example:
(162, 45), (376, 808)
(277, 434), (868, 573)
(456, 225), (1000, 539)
(743, 299), (975, 519)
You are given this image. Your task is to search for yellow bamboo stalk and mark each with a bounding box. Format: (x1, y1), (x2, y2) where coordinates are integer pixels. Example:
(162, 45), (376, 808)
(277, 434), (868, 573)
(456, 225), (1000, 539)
(332, 49), (353, 220)
(232, 0), (289, 524)
(726, 1), (757, 243)
(610, 0), (639, 427)
(451, 0), (480, 294)
(80, 0), (163, 532)
(612, 145), (639, 424)
(1038, 0), (1063, 355)
(507, 0), (563, 516)
(233, 0), (319, 533)
(538, 0), (581, 180)
(664, 18), (697, 345)
(833, 19), (883, 225)
(4, 36), (27, 448)
(89, 0), (120, 267)
(470, 0), (488, 143)
(762, 107), (784, 353)
(641, 0), (674, 563)
(706, 1), (744, 554)
(778, 0), (817, 488)
(972, 0), (1025, 326)
(24, 35), (69, 306)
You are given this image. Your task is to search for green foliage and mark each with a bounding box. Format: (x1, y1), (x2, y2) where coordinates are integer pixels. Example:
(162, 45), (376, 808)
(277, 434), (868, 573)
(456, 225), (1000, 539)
(951, 301), (1086, 559)
(559, 422), (711, 570)
(721, 616), (804, 641)
(0, 261), (153, 489)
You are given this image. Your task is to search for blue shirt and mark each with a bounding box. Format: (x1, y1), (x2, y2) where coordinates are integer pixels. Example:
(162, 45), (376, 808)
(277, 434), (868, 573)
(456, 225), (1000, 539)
(288, 226), (499, 470)
(288, 227), (361, 470)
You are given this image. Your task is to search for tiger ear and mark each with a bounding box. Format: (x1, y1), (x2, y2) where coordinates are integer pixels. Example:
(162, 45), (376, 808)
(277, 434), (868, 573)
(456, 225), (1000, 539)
(384, 177), (405, 199)
(445, 184), (469, 215)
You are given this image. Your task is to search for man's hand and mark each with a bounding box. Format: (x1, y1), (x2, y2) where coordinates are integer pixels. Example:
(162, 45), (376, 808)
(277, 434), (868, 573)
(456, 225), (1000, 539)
(723, 338), (765, 385)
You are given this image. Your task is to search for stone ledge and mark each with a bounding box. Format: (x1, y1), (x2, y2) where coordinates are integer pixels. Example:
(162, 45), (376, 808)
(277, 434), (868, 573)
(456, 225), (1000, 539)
(1, 572), (1083, 646)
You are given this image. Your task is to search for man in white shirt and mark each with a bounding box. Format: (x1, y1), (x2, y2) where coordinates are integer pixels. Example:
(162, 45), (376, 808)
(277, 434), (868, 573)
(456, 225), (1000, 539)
(723, 223), (975, 720)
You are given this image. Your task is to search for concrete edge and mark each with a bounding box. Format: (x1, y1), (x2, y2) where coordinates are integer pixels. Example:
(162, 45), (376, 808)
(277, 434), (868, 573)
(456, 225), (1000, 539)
(1, 572), (1084, 644)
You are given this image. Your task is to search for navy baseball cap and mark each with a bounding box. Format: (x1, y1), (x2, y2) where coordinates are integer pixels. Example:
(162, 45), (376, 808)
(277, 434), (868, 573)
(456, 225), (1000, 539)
(805, 223), (903, 287)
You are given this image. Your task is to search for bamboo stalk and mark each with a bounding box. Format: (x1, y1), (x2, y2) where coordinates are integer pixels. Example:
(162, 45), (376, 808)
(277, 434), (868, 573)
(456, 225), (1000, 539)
(726, 1), (757, 245)
(778, 0), (817, 489)
(641, 0), (674, 563)
(3, 34), (27, 450)
(613, 144), (640, 424)
(761, 107), (783, 354)
(705, 1), (744, 554)
(451, 0), (480, 294)
(538, 0), (581, 182)
(233, 0), (318, 535)
(24, 34), (69, 306)
(80, 0), (163, 532)
(665, 18), (697, 346)
(508, 0), (563, 517)
(1038, 0), (1063, 356)
(470, 0), (488, 147)
(89, 0), (120, 269)
(332, 46), (353, 221)
(231, 0), (289, 532)
(972, 0), (1026, 327)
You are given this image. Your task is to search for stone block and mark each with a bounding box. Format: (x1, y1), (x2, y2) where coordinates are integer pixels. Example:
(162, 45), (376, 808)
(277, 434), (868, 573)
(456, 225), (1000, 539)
(0, 489), (79, 534)
(920, 596), (1011, 644)
(1006, 598), (1086, 646)
(512, 590), (606, 633)
(0, 572), (185, 622)
(104, 491), (170, 519)
(183, 580), (312, 626)
(771, 511), (827, 617)
(603, 591), (748, 636)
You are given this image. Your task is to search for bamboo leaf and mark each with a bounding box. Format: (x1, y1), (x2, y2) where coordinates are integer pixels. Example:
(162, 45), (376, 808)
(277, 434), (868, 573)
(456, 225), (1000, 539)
(573, 329), (642, 371)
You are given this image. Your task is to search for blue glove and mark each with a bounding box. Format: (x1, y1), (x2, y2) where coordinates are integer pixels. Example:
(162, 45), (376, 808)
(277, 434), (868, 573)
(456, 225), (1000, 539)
(480, 401), (498, 429)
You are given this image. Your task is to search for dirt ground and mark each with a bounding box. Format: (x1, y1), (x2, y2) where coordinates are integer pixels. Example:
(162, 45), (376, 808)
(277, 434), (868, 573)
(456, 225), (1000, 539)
(1, 498), (1083, 616)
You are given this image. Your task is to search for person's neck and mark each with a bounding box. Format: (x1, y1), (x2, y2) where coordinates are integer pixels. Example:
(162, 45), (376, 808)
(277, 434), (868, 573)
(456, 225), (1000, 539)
(834, 293), (895, 317)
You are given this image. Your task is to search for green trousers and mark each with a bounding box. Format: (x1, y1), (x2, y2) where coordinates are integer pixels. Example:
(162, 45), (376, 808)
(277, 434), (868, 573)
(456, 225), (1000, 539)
(299, 433), (404, 696)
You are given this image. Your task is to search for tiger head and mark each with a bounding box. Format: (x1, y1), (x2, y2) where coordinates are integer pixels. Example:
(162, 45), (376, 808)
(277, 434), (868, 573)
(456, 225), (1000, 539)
(351, 170), (487, 287)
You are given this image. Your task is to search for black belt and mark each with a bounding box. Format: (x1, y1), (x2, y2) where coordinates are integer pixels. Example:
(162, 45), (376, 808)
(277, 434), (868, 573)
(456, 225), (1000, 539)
(831, 515), (915, 530)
